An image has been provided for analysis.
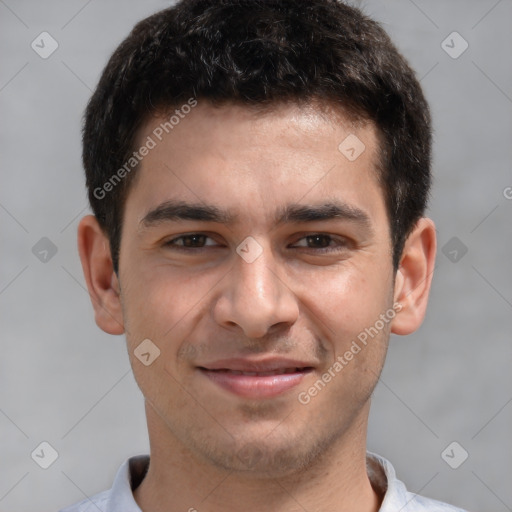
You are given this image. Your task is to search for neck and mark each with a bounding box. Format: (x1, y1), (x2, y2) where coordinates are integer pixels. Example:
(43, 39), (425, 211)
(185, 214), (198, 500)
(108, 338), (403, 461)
(134, 402), (381, 512)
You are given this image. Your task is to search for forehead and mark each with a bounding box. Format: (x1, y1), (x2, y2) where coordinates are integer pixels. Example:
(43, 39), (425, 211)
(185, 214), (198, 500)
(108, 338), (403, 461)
(126, 100), (385, 227)
(139, 99), (375, 158)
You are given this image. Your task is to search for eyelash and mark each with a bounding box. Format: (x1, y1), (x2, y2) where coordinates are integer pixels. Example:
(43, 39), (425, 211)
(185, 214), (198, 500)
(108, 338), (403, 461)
(163, 233), (350, 254)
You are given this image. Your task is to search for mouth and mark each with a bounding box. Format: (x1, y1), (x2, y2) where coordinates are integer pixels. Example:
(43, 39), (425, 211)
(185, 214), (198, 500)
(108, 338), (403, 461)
(202, 367), (311, 376)
(197, 361), (314, 399)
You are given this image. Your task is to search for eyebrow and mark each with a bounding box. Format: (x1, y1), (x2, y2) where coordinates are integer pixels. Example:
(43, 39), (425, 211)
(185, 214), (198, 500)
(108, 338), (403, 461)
(139, 199), (373, 232)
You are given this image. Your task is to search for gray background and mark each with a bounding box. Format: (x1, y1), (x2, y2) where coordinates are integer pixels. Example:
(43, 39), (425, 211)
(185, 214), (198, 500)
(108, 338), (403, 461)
(1, 1), (511, 511)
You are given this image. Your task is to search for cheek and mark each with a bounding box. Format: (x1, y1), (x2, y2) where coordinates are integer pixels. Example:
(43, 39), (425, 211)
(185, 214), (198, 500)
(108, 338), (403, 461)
(123, 266), (208, 335)
(120, 265), (224, 388)
(297, 261), (391, 339)
(296, 267), (392, 408)
(120, 270), (193, 410)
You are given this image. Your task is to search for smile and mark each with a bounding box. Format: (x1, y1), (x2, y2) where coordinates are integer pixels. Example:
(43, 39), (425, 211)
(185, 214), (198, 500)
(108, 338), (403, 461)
(197, 366), (314, 399)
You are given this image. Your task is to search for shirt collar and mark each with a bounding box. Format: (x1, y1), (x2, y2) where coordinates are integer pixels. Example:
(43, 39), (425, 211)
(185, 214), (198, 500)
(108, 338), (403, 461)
(107, 455), (148, 512)
(105, 452), (457, 512)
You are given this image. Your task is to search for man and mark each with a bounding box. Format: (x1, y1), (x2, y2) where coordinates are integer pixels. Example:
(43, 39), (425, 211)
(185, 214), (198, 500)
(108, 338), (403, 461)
(61, 0), (468, 510)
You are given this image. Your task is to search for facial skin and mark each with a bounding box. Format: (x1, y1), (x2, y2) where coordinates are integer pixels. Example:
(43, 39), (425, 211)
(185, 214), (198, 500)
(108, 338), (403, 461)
(78, 101), (436, 512)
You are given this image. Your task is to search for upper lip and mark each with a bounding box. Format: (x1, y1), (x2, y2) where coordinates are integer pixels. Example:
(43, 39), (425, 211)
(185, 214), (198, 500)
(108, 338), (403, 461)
(197, 358), (315, 372)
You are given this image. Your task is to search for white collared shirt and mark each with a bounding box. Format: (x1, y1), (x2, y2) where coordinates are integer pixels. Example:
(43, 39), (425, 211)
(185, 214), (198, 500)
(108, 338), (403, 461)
(59, 452), (468, 511)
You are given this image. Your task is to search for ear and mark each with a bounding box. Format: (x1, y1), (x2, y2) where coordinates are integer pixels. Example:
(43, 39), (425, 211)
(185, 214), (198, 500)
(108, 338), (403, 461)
(77, 215), (125, 335)
(391, 217), (436, 336)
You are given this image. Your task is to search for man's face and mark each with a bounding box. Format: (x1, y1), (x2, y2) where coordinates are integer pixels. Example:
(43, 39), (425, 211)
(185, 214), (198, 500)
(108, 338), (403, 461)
(117, 101), (398, 475)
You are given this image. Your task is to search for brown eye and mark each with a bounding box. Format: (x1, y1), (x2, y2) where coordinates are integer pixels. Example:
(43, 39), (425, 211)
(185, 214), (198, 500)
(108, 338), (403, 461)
(305, 234), (331, 248)
(291, 234), (349, 253)
(164, 234), (219, 250)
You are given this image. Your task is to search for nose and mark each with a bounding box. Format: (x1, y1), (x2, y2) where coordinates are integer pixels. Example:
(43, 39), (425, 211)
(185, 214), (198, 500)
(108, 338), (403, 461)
(212, 242), (299, 339)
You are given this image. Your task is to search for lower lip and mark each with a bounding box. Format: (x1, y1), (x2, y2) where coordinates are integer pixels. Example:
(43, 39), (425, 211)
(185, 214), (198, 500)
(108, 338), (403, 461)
(199, 368), (312, 399)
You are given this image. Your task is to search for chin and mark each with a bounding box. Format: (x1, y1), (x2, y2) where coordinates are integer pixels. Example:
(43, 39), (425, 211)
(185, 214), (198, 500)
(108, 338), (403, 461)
(192, 429), (334, 479)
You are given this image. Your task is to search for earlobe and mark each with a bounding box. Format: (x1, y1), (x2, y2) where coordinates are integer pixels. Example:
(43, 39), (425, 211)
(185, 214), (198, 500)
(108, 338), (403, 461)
(391, 217), (436, 336)
(77, 215), (125, 335)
